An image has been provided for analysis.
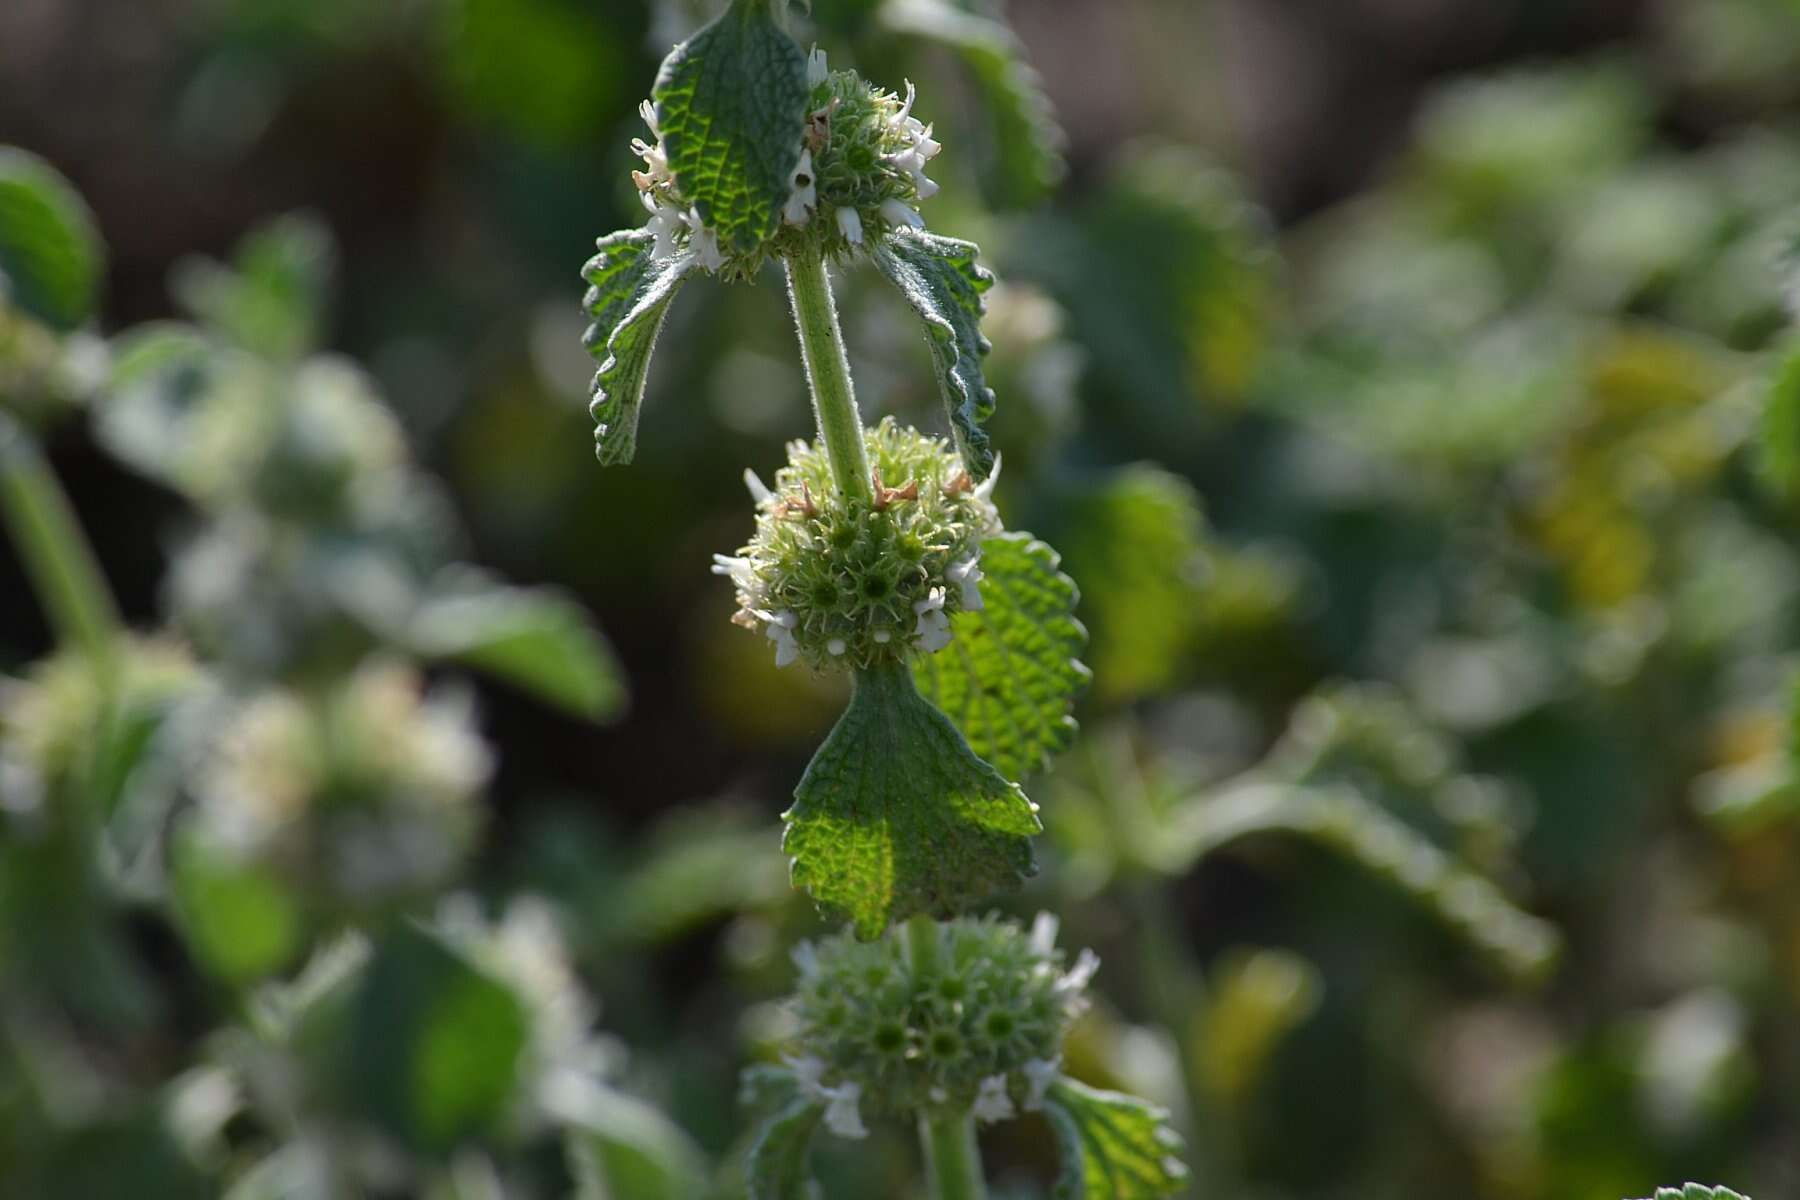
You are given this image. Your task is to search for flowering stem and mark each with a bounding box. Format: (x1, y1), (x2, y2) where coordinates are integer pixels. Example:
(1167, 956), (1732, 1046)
(784, 246), (872, 503)
(919, 1108), (987, 1200)
(0, 413), (119, 670)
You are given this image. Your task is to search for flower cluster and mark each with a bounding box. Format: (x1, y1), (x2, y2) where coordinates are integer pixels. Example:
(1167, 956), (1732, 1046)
(783, 913), (1098, 1137)
(713, 419), (998, 671)
(629, 51), (945, 279)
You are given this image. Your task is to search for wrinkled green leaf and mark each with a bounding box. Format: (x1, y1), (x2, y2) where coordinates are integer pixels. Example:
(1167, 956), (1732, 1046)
(745, 1097), (825, 1200)
(554, 1076), (710, 1200)
(582, 230), (691, 465)
(1043, 1077), (1188, 1200)
(913, 532), (1088, 782)
(1639, 1187), (1750, 1200)
(653, 0), (810, 252)
(879, 0), (1065, 207)
(871, 227), (998, 477)
(0, 147), (103, 331)
(349, 924), (529, 1150)
(408, 569), (625, 721)
(783, 662), (1040, 939)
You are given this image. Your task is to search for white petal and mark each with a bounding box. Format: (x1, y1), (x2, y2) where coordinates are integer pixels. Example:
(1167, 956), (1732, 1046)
(743, 468), (773, 504)
(639, 99), (659, 137)
(948, 555), (984, 611)
(974, 453), (1002, 502)
(823, 1082), (868, 1139)
(915, 609), (952, 653)
(913, 587), (946, 616)
(913, 173), (939, 201)
(807, 47), (829, 88)
(872, 628), (891, 644)
(1022, 1057), (1061, 1111)
(836, 207), (864, 245)
(880, 198), (925, 229)
(895, 80), (916, 123)
(790, 939), (819, 980)
(1029, 912), (1060, 956)
(1059, 948), (1100, 996)
(827, 638), (847, 657)
(972, 1075), (1016, 1124)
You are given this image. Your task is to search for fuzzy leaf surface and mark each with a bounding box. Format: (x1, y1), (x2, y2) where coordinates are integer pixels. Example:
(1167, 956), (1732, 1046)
(745, 1097), (825, 1200)
(1640, 1188), (1750, 1200)
(1043, 1078), (1188, 1200)
(783, 663), (1039, 939)
(582, 230), (690, 464)
(652, 0), (810, 252)
(913, 532), (1088, 782)
(871, 227), (998, 477)
(0, 147), (103, 331)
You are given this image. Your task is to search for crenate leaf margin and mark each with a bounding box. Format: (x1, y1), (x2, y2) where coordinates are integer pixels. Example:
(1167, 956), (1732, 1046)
(582, 229), (691, 465)
(1042, 1077), (1189, 1200)
(870, 226), (998, 477)
(745, 1096), (826, 1200)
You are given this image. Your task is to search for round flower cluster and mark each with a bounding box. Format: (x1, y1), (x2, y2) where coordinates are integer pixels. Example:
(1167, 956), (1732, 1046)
(631, 50), (943, 279)
(713, 419), (998, 672)
(783, 913), (1097, 1138)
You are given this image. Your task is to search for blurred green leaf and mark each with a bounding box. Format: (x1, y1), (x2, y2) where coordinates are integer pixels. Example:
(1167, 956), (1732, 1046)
(913, 531), (1088, 781)
(870, 227), (998, 477)
(171, 214), (333, 360)
(408, 570), (626, 721)
(554, 1076), (710, 1200)
(349, 924), (529, 1150)
(582, 230), (691, 465)
(0, 147), (103, 332)
(1042, 1077), (1188, 1200)
(784, 662), (1039, 938)
(171, 837), (304, 985)
(745, 1097), (824, 1200)
(653, 0), (810, 253)
(879, 0), (1065, 208)
(1756, 338), (1800, 505)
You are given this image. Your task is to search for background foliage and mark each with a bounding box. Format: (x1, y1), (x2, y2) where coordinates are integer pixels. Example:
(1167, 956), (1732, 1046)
(2, 0), (1799, 1196)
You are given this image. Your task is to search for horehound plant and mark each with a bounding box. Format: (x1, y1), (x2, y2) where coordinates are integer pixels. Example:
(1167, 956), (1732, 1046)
(579, 2), (1184, 1195)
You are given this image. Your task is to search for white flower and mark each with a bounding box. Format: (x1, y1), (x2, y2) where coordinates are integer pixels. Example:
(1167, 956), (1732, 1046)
(1029, 912), (1060, 956)
(948, 553), (983, 611)
(972, 1074), (1016, 1124)
(763, 610), (800, 667)
(638, 99), (660, 137)
(872, 628), (891, 644)
(787, 1054), (828, 1097)
(807, 46), (829, 88)
(822, 1081), (868, 1139)
(913, 587), (951, 652)
(836, 206), (864, 245)
(644, 198), (685, 261)
(790, 939), (819, 981)
(784, 148), (817, 226)
(887, 81), (943, 200)
(711, 554), (754, 590)
(631, 137), (671, 191)
(744, 468), (773, 505)
(975, 453), (1001, 503)
(684, 210), (725, 272)
(880, 198), (925, 230)
(827, 638), (847, 657)
(1022, 1057), (1061, 1111)
(1058, 948), (1101, 1003)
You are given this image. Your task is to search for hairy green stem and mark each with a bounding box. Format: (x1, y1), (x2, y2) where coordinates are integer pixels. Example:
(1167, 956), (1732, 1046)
(785, 247), (872, 502)
(0, 414), (119, 668)
(918, 1108), (986, 1200)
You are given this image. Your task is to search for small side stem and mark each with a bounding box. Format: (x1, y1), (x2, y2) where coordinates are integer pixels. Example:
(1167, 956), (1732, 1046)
(0, 414), (119, 669)
(918, 1108), (986, 1200)
(784, 247), (871, 503)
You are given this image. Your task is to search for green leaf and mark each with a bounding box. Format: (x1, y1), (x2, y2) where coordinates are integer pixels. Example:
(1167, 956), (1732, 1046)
(348, 924), (529, 1151)
(407, 569), (626, 721)
(582, 230), (691, 465)
(1640, 1188), (1750, 1200)
(1757, 339), (1800, 506)
(553, 1076), (710, 1200)
(170, 835), (304, 985)
(870, 227), (998, 477)
(879, 0), (1066, 208)
(745, 1097), (826, 1200)
(1042, 1077), (1188, 1200)
(652, 0), (810, 253)
(913, 532), (1088, 782)
(783, 662), (1040, 939)
(171, 213), (334, 360)
(0, 147), (104, 331)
